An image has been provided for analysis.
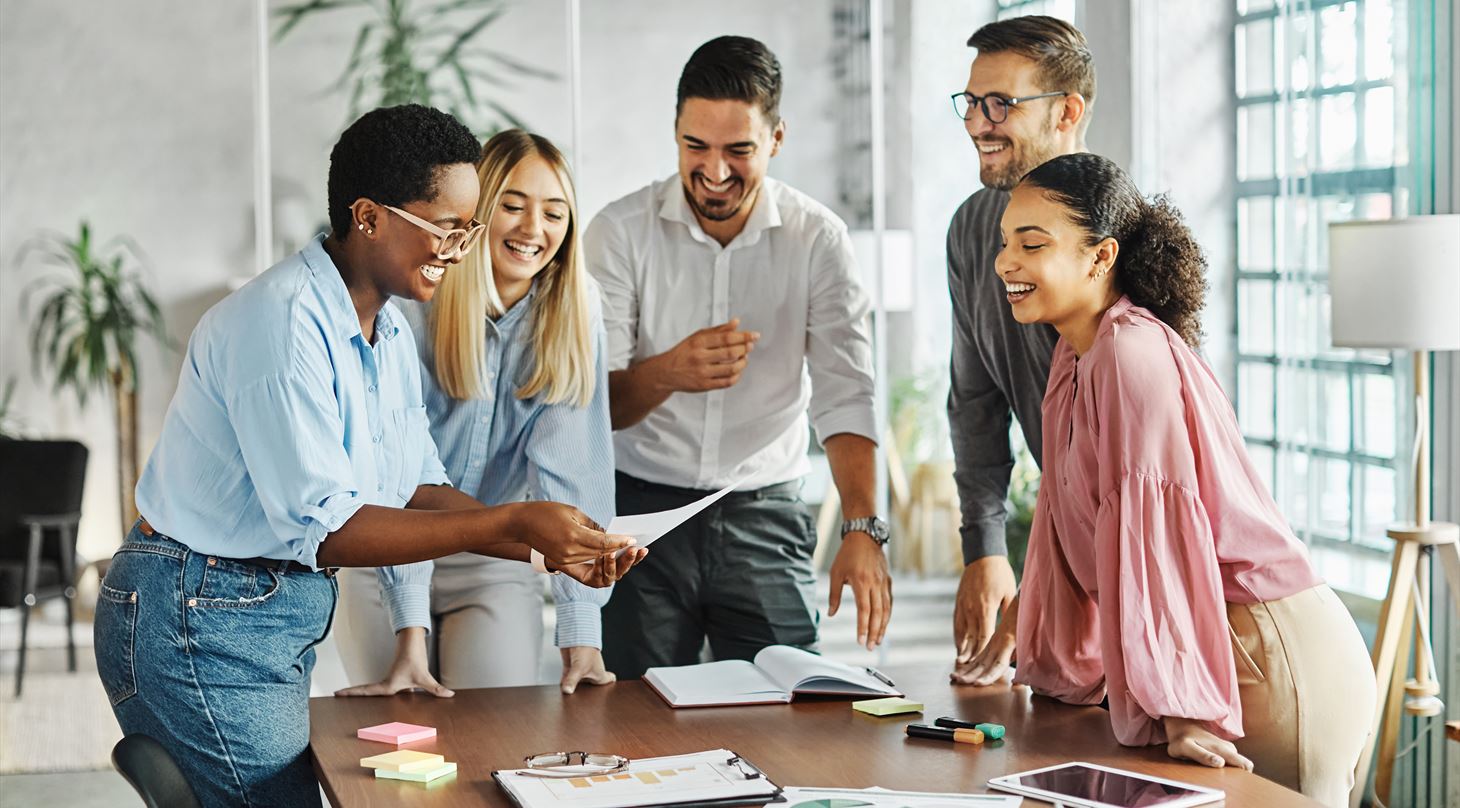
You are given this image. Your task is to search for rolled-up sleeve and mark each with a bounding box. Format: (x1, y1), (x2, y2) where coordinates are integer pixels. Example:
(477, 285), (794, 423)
(805, 223), (878, 445)
(583, 214), (639, 372)
(527, 300), (616, 648)
(227, 361), (365, 571)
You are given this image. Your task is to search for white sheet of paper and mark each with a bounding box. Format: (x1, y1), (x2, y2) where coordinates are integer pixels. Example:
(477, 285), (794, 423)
(607, 477), (746, 548)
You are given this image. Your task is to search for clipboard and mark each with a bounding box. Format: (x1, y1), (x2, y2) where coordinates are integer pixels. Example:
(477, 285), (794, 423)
(492, 749), (782, 808)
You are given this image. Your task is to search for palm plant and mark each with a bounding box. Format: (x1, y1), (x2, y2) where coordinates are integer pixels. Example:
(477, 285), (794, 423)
(23, 222), (168, 533)
(274, 0), (556, 134)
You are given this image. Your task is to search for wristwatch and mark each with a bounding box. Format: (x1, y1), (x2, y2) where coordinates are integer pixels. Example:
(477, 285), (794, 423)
(841, 516), (891, 546)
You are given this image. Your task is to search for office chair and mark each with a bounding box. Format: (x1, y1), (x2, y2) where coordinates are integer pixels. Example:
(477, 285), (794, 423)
(111, 734), (202, 808)
(0, 439), (87, 697)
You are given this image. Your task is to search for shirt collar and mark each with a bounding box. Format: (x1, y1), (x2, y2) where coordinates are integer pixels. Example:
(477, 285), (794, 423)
(300, 234), (400, 344)
(1096, 295), (1137, 342)
(485, 284), (536, 339)
(657, 175), (783, 247)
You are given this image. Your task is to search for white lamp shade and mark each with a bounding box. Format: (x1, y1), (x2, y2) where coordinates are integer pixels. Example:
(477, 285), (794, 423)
(1328, 215), (1460, 350)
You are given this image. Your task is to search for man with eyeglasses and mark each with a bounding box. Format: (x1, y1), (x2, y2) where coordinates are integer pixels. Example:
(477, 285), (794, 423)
(944, 16), (1096, 685)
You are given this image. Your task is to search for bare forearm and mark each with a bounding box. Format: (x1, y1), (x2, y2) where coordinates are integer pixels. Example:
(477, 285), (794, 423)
(401, 484), (534, 563)
(608, 360), (672, 430)
(315, 504), (522, 568)
(824, 433), (878, 519)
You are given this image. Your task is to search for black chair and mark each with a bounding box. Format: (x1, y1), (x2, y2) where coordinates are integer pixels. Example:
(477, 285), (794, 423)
(0, 439), (87, 697)
(111, 734), (202, 808)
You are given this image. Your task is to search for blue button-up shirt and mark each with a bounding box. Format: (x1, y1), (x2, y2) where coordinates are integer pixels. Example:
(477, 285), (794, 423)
(136, 236), (450, 590)
(384, 285), (616, 647)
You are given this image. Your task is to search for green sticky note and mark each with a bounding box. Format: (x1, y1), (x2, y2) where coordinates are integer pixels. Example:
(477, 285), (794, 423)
(375, 761), (457, 783)
(853, 697), (924, 716)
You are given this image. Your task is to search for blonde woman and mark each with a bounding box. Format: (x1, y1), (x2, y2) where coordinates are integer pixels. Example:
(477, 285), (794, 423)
(334, 130), (644, 696)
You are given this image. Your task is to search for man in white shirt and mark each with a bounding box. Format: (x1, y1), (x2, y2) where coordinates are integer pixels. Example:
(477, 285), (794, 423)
(586, 35), (892, 678)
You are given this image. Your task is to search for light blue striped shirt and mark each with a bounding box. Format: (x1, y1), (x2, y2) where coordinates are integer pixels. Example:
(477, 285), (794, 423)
(136, 236), (450, 588)
(382, 284), (616, 648)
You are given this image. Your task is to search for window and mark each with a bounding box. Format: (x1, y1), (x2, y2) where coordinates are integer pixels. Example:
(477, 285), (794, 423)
(1233, 0), (1404, 550)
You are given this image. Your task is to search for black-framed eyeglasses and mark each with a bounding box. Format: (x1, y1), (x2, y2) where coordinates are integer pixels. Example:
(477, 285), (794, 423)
(950, 91), (1067, 123)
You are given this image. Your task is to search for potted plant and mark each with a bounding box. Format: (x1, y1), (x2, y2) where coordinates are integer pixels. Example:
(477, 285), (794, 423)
(274, 0), (557, 134)
(22, 222), (168, 534)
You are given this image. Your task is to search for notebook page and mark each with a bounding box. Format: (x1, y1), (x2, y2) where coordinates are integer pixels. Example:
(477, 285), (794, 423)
(646, 659), (786, 704)
(752, 645), (895, 695)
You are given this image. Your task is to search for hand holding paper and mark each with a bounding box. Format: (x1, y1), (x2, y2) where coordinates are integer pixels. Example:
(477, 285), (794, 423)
(606, 477), (746, 551)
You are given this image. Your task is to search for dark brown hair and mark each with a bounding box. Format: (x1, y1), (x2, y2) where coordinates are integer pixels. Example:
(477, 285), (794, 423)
(676, 36), (782, 124)
(1021, 153), (1208, 346)
(967, 16), (1096, 112)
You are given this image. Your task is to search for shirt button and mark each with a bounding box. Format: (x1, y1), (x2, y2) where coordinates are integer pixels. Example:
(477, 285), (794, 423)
(372, 435), (382, 444)
(377, 483), (384, 492)
(368, 384), (377, 393)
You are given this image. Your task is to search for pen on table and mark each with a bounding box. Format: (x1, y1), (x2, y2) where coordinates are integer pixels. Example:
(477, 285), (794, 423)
(905, 723), (985, 744)
(934, 716), (1006, 739)
(864, 667), (896, 687)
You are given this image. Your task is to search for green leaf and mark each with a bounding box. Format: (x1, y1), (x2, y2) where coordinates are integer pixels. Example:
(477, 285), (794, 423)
(451, 60), (477, 108)
(433, 6), (504, 69)
(273, 0), (362, 43)
(482, 50), (560, 81)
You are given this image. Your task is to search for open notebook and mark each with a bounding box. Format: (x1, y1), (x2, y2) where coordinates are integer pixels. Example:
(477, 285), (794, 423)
(643, 645), (901, 707)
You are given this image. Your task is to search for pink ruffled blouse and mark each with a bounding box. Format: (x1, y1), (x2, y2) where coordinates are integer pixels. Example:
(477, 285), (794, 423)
(1013, 297), (1322, 746)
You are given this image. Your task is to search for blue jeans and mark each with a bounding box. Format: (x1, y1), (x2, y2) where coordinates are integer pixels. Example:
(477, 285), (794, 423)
(94, 524), (337, 807)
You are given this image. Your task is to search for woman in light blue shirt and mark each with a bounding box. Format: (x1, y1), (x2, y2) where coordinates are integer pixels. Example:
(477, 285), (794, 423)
(335, 130), (634, 698)
(92, 106), (639, 807)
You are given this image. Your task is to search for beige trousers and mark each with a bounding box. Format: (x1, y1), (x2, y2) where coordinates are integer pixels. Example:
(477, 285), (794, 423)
(1227, 584), (1375, 808)
(334, 553), (546, 689)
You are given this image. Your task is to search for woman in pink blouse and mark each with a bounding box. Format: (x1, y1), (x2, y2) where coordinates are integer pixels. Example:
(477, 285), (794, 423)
(960, 153), (1373, 807)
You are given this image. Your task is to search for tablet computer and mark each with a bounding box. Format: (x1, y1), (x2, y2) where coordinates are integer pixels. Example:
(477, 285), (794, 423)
(987, 762), (1224, 808)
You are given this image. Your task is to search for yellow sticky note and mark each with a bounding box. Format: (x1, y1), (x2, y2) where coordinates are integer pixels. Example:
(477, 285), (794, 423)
(374, 761), (457, 783)
(853, 697), (924, 716)
(360, 750), (446, 773)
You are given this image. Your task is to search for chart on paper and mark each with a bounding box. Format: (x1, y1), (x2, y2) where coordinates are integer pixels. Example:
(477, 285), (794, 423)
(542, 762), (743, 801)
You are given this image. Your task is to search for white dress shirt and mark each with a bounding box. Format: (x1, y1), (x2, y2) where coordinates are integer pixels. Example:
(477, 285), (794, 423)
(584, 175), (877, 491)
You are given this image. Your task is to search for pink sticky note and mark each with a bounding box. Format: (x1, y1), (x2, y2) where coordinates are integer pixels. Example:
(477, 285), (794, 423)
(357, 722), (437, 746)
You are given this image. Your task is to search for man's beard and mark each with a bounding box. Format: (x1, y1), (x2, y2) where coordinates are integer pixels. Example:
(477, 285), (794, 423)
(684, 174), (752, 222)
(978, 134), (1063, 191)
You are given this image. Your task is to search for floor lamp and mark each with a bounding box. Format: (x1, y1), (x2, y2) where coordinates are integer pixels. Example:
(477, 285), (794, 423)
(1328, 214), (1460, 808)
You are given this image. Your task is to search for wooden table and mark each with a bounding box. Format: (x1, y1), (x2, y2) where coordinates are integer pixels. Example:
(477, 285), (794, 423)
(310, 666), (1324, 807)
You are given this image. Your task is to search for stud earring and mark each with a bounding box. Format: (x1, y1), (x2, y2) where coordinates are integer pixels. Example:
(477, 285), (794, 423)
(357, 223), (364, 231)
(367, 228), (374, 235)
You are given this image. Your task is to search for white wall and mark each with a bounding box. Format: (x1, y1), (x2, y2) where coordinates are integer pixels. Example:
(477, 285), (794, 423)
(0, 1), (256, 559)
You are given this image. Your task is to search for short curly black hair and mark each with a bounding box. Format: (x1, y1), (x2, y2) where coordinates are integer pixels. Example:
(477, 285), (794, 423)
(326, 104), (482, 238)
(1020, 153), (1208, 346)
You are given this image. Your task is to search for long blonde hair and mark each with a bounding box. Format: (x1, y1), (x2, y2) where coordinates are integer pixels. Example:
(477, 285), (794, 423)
(430, 130), (595, 406)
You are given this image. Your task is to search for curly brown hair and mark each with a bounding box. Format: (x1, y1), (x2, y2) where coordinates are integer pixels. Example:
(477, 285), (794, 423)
(1020, 153), (1208, 346)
